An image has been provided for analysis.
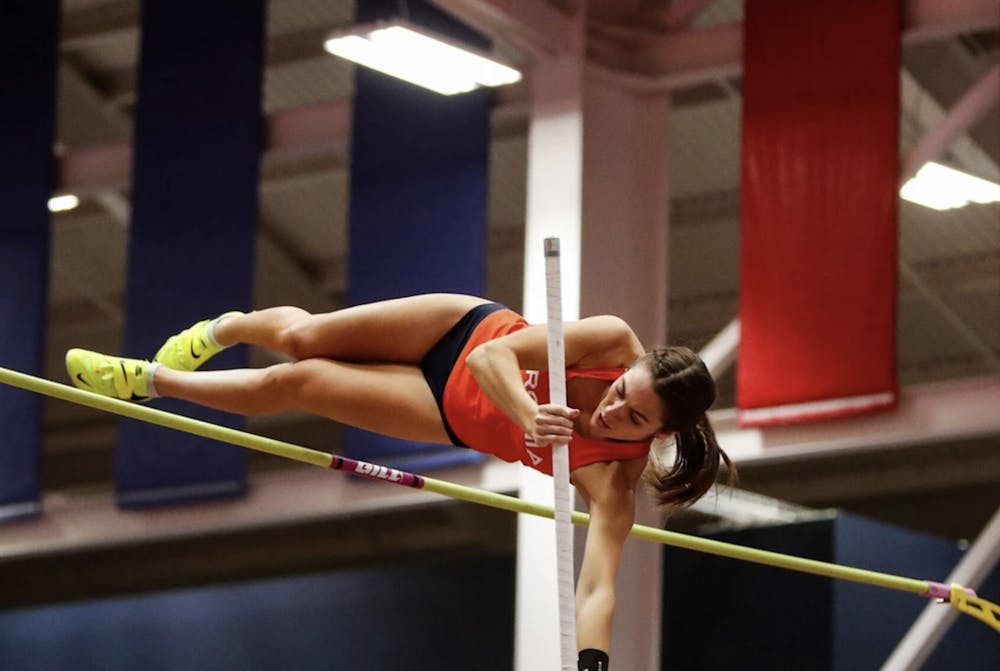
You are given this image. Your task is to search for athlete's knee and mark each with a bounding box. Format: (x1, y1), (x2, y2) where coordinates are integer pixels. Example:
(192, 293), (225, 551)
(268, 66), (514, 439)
(277, 324), (315, 360)
(253, 362), (303, 411)
(270, 310), (321, 359)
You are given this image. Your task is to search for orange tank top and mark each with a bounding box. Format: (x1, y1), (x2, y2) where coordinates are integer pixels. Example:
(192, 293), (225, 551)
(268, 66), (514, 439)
(442, 309), (652, 475)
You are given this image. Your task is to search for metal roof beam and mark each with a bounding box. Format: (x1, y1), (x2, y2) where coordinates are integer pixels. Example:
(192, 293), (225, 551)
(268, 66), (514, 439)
(699, 317), (739, 379)
(903, 0), (1000, 43)
(657, 0), (720, 29)
(587, 0), (999, 89)
(428, 0), (578, 59)
(60, 0), (140, 50)
(58, 99), (352, 194)
(0, 459), (521, 562)
(712, 375), (1000, 466)
(901, 63), (1000, 182)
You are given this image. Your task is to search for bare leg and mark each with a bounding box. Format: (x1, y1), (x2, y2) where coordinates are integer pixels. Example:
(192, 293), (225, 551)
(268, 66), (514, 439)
(214, 294), (492, 364)
(154, 359), (452, 444)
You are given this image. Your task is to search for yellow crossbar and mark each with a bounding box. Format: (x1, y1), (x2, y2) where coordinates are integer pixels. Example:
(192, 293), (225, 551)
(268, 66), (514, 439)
(4, 364), (998, 633)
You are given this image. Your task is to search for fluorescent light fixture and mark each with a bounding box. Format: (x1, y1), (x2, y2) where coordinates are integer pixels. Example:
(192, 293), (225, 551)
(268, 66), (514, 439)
(900, 162), (1000, 211)
(48, 194), (79, 212)
(324, 22), (521, 96)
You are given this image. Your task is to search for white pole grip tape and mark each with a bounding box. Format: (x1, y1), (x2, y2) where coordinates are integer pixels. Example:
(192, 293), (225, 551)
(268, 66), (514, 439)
(545, 236), (578, 670)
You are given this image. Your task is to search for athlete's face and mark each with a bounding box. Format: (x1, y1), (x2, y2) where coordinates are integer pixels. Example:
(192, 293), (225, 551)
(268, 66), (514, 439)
(589, 365), (664, 442)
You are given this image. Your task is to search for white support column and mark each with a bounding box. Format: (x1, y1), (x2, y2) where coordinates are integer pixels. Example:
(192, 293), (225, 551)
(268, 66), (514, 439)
(881, 505), (1000, 671)
(521, 59), (584, 326)
(516, 20), (585, 671)
(580, 74), (671, 671)
(579, 77), (670, 344)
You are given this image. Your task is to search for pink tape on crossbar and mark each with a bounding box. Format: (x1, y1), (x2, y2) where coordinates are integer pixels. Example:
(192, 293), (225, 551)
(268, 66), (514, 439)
(926, 581), (977, 601)
(330, 455), (425, 488)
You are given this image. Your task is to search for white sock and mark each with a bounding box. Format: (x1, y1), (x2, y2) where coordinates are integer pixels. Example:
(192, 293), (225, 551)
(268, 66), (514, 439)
(146, 362), (162, 399)
(206, 314), (237, 348)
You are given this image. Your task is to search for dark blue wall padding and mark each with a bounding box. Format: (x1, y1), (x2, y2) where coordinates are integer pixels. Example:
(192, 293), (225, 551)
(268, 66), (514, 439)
(662, 519), (835, 669)
(834, 514), (1000, 670)
(345, 0), (491, 472)
(926, 549), (1000, 668)
(118, 0), (266, 506)
(0, 555), (515, 671)
(0, 0), (60, 520)
(662, 514), (1000, 669)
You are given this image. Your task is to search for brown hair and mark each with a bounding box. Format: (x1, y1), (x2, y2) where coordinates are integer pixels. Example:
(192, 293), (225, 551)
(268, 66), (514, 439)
(638, 347), (737, 512)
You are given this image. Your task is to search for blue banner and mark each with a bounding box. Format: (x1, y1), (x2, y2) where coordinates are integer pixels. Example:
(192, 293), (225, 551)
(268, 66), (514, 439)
(345, 0), (491, 471)
(0, 0), (60, 520)
(118, 0), (266, 506)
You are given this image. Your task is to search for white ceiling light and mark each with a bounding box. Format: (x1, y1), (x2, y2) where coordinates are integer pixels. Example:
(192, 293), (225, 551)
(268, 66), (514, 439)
(900, 162), (1000, 211)
(323, 22), (521, 96)
(48, 194), (79, 213)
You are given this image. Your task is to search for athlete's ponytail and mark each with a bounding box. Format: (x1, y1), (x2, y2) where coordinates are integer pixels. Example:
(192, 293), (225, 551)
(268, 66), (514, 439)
(638, 347), (737, 512)
(643, 414), (735, 510)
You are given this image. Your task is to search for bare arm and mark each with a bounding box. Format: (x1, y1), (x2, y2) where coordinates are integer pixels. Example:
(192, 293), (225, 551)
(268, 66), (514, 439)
(464, 316), (642, 442)
(572, 460), (641, 652)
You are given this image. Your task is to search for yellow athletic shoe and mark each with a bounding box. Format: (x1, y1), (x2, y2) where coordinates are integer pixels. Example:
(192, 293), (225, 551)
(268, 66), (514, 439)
(153, 311), (242, 372)
(66, 349), (152, 402)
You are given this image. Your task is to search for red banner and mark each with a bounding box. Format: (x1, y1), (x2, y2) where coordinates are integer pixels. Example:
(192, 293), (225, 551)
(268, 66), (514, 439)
(738, 0), (901, 425)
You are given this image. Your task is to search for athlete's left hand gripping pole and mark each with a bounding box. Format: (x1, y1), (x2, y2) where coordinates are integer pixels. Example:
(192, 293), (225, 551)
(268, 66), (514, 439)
(545, 236), (578, 670)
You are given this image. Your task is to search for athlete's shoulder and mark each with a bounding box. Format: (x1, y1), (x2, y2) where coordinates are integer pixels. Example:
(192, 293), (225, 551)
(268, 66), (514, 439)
(567, 316), (643, 366)
(571, 457), (645, 505)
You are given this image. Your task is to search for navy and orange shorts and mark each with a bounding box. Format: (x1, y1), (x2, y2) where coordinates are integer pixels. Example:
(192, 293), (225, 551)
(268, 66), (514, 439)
(419, 302), (507, 446)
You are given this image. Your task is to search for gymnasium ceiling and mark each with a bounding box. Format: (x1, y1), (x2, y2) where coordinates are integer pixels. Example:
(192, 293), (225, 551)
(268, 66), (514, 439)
(10, 0), (998, 594)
